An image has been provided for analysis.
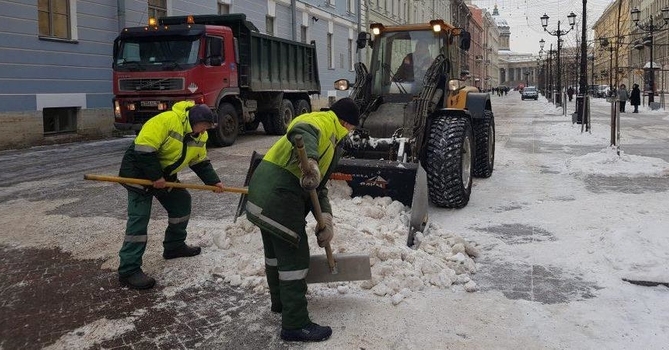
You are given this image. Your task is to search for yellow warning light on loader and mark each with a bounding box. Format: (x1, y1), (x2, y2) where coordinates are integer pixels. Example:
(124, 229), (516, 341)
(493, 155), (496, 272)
(186, 15), (195, 24)
(148, 17), (157, 26)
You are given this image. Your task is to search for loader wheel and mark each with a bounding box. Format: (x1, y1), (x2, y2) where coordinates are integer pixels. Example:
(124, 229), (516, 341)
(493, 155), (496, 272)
(425, 115), (473, 208)
(209, 103), (239, 147)
(293, 99), (311, 117)
(265, 99), (295, 135)
(473, 110), (495, 178)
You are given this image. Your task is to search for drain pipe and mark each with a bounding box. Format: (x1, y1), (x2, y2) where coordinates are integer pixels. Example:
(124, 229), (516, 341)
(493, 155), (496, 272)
(117, 0), (125, 33)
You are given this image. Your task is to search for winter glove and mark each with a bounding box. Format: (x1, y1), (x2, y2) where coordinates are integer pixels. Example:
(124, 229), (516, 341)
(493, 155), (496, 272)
(299, 158), (321, 191)
(316, 213), (334, 248)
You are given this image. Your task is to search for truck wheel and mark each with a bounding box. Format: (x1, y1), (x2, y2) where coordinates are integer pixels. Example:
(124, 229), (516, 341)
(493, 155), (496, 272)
(293, 99), (311, 117)
(209, 103), (239, 147)
(473, 110), (495, 178)
(265, 99), (295, 135)
(425, 115), (473, 208)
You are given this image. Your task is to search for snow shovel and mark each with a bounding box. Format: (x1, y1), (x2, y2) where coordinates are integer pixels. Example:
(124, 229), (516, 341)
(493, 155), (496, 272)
(83, 174), (248, 194)
(294, 135), (372, 284)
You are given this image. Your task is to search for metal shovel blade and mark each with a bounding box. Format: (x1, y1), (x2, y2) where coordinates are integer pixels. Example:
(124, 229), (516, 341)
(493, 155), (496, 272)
(306, 253), (372, 284)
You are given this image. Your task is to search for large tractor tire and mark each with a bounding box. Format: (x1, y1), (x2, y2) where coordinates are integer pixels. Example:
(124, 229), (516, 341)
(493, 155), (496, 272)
(473, 110), (495, 178)
(264, 99), (295, 135)
(425, 115), (474, 208)
(293, 99), (311, 117)
(209, 103), (239, 147)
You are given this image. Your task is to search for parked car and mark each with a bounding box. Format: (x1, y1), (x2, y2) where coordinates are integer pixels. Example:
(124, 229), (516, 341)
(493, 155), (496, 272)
(521, 86), (538, 100)
(596, 85), (611, 98)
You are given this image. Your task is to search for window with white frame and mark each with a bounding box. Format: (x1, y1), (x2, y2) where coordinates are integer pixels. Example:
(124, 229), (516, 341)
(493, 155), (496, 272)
(327, 33), (334, 69)
(148, 0), (167, 20)
(301, 25), (308, 43)
(43, 107), (77, 134)
(349, 39), (354, 71)
(218, 2), (230, 14)
(266, 16), (274, 36)
(347, 0), (356, 14)
(38, 0), (71, 39)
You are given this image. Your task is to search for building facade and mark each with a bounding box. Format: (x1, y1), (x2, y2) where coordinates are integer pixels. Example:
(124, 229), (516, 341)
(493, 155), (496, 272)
(0, 0), (494, 150)
(0, 0), (360, 149)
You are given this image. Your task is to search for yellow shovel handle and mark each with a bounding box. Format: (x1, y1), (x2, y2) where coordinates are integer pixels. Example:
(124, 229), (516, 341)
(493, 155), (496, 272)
(83, 174), (248, 194)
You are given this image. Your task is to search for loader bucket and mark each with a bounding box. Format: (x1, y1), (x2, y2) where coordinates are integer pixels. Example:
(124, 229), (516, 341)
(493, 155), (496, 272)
(331, 158), (429, 246)
(331, 158), (419, 207)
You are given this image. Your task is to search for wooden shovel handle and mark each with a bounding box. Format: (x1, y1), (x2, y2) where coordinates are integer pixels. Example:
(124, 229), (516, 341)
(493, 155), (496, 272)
(83, 174), (248, 194)
(294, 135), (337, 273)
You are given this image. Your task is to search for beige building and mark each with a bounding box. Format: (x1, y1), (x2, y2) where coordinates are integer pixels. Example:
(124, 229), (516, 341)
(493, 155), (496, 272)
(593, 0), (632, 90)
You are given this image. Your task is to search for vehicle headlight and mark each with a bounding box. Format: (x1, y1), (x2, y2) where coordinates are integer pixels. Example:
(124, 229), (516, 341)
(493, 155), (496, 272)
(448, 79), (462, 91)
(334, 79), (350, 91)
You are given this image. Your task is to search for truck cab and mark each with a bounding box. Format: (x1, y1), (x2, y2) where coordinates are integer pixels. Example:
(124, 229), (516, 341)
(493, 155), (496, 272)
(113, 20), (236, 138)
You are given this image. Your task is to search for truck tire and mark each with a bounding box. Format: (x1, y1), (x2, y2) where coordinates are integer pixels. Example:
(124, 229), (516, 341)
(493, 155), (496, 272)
(293, 99), (311, 117)
(425, 115), (473, 208)
(265, 99), (295, 135)
(473, 110), (495, 178)
(209, 103), (239, 147)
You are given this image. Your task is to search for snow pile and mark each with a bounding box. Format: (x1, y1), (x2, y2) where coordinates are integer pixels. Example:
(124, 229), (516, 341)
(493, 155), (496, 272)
(205, 180), (480, 305)
(564, 147), (669, 177)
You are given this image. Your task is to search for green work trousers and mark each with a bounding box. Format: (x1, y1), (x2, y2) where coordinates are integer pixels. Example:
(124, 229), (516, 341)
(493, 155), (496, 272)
(118, 188), (191, 277)
(261, 227), (311, 330)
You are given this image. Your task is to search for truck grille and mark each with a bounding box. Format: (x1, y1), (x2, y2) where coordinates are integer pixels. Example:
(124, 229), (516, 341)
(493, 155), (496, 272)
(119, 78), (184, 91)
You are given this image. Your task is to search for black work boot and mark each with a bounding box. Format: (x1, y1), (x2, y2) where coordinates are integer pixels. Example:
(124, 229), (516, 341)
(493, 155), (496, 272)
(119, 269), (156, 290)
(163, 244), (201, 260)
(280, 322), (332, 342)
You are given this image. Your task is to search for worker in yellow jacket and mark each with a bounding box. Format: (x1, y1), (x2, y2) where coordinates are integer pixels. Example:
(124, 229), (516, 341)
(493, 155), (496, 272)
(246, 98), (359, 342)
(118, 101), (225, 289)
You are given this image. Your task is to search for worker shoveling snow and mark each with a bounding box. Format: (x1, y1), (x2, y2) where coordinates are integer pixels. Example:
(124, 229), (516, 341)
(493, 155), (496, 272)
(206, 180), (480, 305)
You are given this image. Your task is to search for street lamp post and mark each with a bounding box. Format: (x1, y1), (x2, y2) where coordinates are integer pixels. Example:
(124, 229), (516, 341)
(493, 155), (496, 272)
(541, 11), (577, 106)
(631, 6), (669, 103)
(524, 71), (530, 87)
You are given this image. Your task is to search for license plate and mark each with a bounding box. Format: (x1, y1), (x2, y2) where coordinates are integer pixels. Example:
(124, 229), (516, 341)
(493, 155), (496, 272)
(141, 101), (159, 107)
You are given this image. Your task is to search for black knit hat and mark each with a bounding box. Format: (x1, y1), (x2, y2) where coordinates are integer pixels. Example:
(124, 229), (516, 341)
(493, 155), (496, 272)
(329, 98), (360, 126)
(187, 104), (217, 126)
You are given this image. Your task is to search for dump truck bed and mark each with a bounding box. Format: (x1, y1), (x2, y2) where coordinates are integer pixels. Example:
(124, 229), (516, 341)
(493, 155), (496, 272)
(160, 14), (320, 94)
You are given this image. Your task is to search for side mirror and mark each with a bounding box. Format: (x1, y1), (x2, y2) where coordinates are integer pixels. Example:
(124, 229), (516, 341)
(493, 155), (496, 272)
(459, 31), (471, 51)
(356, 32), (371, 50)
(334, 79), (351, 91)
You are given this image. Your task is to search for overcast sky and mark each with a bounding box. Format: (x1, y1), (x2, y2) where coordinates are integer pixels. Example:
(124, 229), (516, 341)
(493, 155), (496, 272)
(472, 0), (615, 55)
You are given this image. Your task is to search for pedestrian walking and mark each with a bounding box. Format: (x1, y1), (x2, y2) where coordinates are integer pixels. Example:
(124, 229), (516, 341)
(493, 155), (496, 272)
(630, 84), (641, 113)
(117, 102), (226, 290)
(617, 84), (630, 113)
(245, 97), (359, 342)
(567, 87), (574, 102)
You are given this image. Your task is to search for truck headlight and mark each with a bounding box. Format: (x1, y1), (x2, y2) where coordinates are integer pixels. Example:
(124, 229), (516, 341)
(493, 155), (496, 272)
(114, 100), (121, 119)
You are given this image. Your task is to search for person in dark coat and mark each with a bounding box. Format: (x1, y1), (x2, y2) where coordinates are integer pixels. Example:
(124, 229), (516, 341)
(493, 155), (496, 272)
(630, 83), (641, 113)
(567, 86), (574, 102)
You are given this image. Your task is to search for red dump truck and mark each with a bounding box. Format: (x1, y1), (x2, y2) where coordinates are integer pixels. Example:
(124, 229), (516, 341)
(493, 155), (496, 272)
(112, 14), (321, 146)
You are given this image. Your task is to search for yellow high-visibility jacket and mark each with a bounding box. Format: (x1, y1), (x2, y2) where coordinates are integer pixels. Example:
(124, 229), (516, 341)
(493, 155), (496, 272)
(119, 101), (220, 185)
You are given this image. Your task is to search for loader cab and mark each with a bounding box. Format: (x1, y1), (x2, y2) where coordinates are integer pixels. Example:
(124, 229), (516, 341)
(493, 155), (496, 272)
(369, 30), (442, 98)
